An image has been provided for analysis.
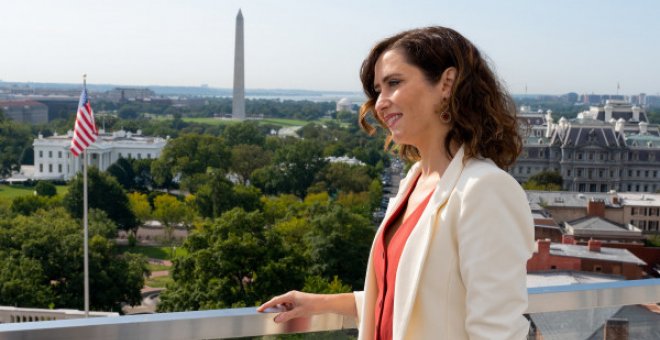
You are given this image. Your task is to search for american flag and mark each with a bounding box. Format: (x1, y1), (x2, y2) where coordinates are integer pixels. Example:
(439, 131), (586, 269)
(70, 87), (98, 157)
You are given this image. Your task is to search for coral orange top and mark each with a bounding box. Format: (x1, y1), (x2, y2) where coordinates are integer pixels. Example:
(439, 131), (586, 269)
(373, 178), (434, 340)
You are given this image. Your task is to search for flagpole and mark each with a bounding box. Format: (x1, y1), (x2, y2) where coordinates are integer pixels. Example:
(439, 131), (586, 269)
(82, 74), (90, 318)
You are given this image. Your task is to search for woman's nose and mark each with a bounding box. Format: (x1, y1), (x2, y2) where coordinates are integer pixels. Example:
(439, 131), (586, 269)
(375, 94), (390, 115)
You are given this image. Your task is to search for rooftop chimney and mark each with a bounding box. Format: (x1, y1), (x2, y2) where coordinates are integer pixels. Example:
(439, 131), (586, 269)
(588, 239), (602, 252)
(537, 239), (551, 255)
(587, 199), (605, 218)
(562, 235), (576, 245)
(604, 318), (628, 340)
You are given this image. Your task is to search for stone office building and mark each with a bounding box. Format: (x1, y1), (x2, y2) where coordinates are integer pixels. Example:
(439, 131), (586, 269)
(512, 101), (660, 193)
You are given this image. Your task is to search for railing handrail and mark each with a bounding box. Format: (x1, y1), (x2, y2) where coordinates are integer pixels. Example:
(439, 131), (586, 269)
(0, 278), (658, 340)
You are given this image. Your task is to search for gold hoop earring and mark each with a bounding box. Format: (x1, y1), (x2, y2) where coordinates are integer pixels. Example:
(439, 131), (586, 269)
(439, 111), (451, 123)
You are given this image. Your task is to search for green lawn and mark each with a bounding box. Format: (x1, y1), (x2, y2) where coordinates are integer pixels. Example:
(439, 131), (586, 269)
(117, 245), (188, 260)
(0, 184), (68, 201)
(175, 117), (315, 127)
(145, 275), (173, 288)
(147, 263), (172, 272)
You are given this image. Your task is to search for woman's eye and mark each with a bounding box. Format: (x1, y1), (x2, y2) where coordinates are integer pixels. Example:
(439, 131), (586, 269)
(388, 80), (400, 87)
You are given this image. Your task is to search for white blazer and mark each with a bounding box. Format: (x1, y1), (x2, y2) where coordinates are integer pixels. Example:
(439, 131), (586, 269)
(354, 146), (534, 340)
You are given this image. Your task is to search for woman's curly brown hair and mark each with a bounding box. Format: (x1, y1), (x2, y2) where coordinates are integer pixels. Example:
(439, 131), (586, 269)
(358, 26), (522, 169)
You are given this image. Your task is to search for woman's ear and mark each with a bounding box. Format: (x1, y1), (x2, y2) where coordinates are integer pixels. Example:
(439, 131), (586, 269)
(438, 67), (457, 97)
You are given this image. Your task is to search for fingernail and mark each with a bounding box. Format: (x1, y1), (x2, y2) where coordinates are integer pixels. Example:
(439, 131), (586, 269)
(274, 315), (281, 323)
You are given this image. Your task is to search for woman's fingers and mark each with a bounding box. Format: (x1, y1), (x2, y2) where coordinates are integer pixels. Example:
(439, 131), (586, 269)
(257, 291), (295, 313)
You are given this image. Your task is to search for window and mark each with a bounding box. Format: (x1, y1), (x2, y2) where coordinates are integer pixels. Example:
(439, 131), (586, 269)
(567, 169), (572, 177)
(39, 151), (43, 158)
(589, 152), (594, 160)
(526, 167), (531, 174)
(578, 152), (583, 160)
(631, 207), (637, 215)
(628, 170), (633, 177)
(118, 152), (123, 158)
(599, 169), (604, 178)
(138, 153), (142, 159)
(58, 164), (62, 173)
(577, 169), (583, 177)
(39, 164), (43, 172)
(590, 184), (597, 192)
(600, 153), (605, 161)
(48, 164), (52, 173)
(645, 170), (649, 177)
(147, 153), (152, 159)
(637, 170), (641, 177)
(601, 184), (608, 192)
(594, 265), (602, 272)
(58, 151), (62, 158)
(48, 151), (52, 158)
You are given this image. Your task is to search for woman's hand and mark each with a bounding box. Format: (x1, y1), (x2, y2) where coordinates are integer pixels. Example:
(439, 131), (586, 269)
(258, 291), (356, 323)
(257, 290), (320, 323)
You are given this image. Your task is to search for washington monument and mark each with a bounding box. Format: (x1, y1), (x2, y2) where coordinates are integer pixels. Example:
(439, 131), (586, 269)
(232, 9), (245, 120)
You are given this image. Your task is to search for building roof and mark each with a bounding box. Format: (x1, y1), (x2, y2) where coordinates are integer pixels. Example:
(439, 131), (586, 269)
(526, 190), (620, 208)
(548, 243), (646, 265)
(618, 192), (660, 207)
(526, 270), (621, 288)
(0, 100), (47, 108)
(565, 216), (641, 237)
(587, 305), (660, 340)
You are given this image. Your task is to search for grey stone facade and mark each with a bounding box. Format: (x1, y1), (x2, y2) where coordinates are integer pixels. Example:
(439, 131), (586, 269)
(512, 102), (660, 193)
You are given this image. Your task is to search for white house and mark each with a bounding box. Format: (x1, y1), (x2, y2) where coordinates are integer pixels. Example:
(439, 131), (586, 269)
(33, 129), (167, 180)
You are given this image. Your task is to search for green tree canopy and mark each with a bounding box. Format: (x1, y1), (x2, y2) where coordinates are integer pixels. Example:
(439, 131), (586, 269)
(150, 134), (230, 188)
(0, 117), (32, 178)
(35, 181), (57, 197)
(64, 167), (138, 231)
(0, 208), (148, 311)
(229, 144), (271, 184)
(523, 170), (563, 191)
(158, 208), (306, 311)
(222, 121), (265, 147)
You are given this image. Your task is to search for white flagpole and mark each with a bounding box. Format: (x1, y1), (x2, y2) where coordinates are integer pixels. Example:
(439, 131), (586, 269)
(82, 75), (90, 318)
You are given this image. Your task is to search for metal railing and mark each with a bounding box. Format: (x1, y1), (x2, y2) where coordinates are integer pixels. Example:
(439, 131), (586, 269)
(0, 279), (658, 340)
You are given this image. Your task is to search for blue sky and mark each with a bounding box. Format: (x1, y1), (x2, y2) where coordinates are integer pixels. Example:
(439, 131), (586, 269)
(1, 0), (658, 95)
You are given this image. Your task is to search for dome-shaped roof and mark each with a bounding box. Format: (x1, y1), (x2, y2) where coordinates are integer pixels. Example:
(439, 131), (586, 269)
(337, 98), (351, 105)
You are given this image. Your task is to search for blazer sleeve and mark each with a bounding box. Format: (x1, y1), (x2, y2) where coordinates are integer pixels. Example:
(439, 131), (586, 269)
(456, 170), (534, 340)
(354, 290), (365, 327)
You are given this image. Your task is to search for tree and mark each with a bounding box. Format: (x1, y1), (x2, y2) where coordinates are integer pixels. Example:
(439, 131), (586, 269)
(64, 167), (138, 231)
(127, 192), (151, 223)
(305, 204), (374, 288)
(106, 158), (137, 191)
(150, 134), (230, 188)
(223, 121), (266, 147)
(153, 194), (190, 245)
(158, 208), (306, 311)
(35, 181), (57, 197)
(11, 195), (59, 216)
(314, 162), (372, 196)
(0, 117), (32, 178)
(252, 140), (326, 198)
(0, 208), (148, 311)
(523, 170), (563, 191)
(229, 144), (271, 184)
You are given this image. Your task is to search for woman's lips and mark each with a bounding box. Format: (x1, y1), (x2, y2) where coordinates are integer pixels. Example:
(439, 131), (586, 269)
(384, 112), (402, 128)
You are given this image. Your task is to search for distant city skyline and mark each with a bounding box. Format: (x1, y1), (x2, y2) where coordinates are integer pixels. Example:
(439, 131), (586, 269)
(2, 0), (659, 95)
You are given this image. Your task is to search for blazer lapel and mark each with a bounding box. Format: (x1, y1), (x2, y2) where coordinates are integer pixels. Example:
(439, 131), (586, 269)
(358, 163), (421, 339)
(392, 146), (466, 339)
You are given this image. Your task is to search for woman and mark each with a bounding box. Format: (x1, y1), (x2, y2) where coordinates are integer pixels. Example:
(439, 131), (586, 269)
(258, 26), (534, 340)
